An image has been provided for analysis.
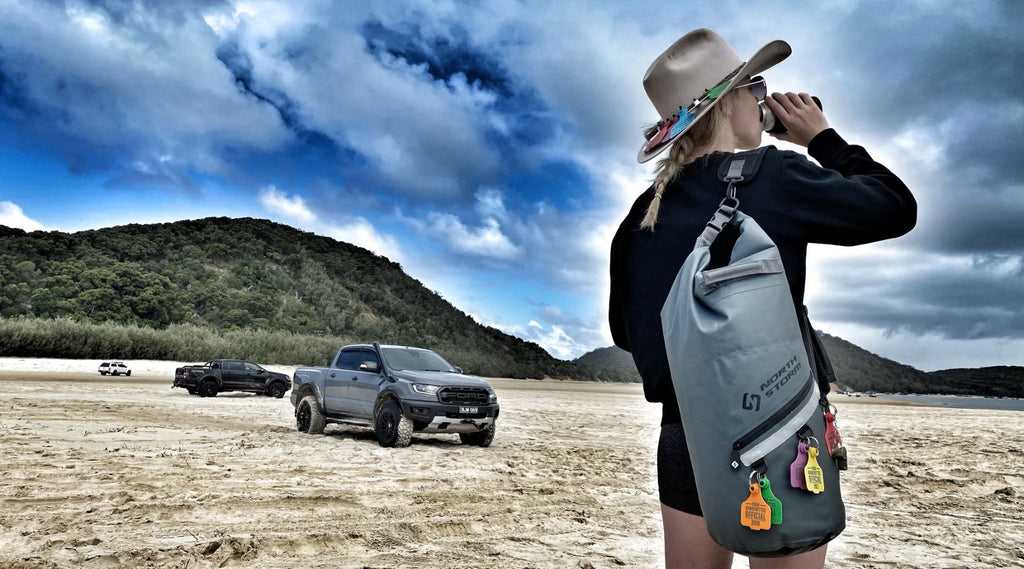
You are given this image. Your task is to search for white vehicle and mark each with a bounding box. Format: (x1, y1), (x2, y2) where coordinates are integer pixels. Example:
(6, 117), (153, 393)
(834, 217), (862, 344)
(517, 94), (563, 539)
(98, 361), (132, 376)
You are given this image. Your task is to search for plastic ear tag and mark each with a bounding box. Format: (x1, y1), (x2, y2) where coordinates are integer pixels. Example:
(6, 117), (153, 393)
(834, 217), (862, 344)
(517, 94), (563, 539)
(668, 111), (695, 139)
(804, 446), (825, 494)
(759, 477), (783, 525)
(704, 79), (731, 99)
(790, 442), (809, 489)
(643, 117), (677, 152)
(740, 483), (772, 530)
(824, 411), (844, 456)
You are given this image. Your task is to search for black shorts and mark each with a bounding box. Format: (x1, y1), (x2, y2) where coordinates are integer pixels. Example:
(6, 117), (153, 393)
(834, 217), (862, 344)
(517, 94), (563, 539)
(657, 422), (703, 516)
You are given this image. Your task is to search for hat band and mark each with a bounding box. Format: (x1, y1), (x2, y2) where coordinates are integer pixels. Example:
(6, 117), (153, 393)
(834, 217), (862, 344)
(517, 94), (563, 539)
(642, 64), (744, 155)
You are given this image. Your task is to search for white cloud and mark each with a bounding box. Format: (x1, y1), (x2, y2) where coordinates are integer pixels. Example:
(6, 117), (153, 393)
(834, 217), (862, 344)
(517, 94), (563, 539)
(422, 212), (520, 260)
(323, 218), (405, 264)
(475, 188), (508, 221)
(258, 185), (315, 223)
(0, 202), (47, 232)
(255, 187), (404, 264)
(500, 319), (582, 361)
(215, 3), (503, 198)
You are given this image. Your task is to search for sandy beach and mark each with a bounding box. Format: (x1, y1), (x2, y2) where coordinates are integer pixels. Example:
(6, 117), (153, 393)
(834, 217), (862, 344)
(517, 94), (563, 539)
(0, 358), (1022, 568)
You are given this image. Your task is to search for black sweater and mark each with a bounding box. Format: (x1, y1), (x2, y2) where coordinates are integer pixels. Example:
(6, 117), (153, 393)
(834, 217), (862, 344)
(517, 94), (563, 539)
(608, 129), (917, 424)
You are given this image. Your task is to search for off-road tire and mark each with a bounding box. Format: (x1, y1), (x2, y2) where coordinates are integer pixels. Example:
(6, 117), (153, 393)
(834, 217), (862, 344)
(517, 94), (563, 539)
(126, 370), (131, 377)
(375, 400), (412, 448)
(198, 380), (218, 398)
(267, 382), (287, 399)
(296, 395), (326, 435)
(99, 371), (107, 376)
(459, 422), (496, 447)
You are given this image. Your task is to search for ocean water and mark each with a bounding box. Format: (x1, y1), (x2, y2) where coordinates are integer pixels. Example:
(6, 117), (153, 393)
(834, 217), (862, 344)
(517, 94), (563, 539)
(879, 394), (1024, 412)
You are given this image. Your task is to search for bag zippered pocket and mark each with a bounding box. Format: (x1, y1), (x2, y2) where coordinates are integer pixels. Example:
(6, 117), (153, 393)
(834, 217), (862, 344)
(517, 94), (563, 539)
(700, 258), (785, 292)
(730, 376), (818, 470)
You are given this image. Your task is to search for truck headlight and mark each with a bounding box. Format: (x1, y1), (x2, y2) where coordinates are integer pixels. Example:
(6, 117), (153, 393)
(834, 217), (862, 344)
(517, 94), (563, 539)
(412, 384), (440, 396)
(487, 388), (497, 403)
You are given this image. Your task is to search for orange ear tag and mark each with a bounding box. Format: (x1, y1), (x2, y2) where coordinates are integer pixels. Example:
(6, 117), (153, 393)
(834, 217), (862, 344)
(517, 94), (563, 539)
(740, 483), (772, 530)
(804, 446), (826, 494)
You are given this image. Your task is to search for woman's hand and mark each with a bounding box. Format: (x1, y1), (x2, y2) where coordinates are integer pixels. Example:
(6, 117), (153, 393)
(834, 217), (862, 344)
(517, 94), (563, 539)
(765, 92), (830, 147)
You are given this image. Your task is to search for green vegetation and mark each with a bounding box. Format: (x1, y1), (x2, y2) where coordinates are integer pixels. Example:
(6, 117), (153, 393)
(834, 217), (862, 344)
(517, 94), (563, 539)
(573, 346), (641, 383)
(0, 317), (343, 366)
(816, 333), (929, 392)
(0, 218), (579, 379)
(924, 367), (1024, 399)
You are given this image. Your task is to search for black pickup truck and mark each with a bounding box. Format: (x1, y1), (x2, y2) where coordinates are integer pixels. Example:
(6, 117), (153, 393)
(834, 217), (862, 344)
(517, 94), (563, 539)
(173, 359), (290, 398)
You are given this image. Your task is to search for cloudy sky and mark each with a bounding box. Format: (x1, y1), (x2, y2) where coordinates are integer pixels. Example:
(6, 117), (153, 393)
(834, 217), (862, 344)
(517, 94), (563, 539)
(1, 0), (1021, 371)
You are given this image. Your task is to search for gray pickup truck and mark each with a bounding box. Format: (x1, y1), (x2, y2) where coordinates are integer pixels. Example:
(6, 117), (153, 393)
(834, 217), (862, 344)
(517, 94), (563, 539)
(290, 343), (499, 448)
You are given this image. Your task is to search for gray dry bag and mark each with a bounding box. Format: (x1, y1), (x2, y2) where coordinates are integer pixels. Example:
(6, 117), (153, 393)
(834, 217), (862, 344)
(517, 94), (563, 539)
(660, 148), (845, 556)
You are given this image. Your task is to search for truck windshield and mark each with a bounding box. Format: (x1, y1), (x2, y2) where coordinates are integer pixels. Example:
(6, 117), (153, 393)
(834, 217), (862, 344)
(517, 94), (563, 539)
(380, 348), (456, 373)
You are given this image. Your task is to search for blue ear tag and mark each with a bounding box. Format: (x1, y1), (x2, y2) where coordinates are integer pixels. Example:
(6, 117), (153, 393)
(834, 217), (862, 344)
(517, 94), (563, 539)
(668, 110), (695, 139)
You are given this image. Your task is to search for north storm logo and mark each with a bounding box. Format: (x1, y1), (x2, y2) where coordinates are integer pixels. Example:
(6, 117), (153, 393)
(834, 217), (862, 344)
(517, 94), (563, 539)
(742, 393), (761, 412)
(760, 356), (801, 398)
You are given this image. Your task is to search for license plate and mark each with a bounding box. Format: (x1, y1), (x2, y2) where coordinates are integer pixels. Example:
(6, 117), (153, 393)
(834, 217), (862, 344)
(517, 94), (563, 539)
(459, 406), (479, 414)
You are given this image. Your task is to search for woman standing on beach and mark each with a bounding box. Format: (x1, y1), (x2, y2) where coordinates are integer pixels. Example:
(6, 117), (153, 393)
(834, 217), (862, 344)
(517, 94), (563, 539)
(608, 29), (916, 569)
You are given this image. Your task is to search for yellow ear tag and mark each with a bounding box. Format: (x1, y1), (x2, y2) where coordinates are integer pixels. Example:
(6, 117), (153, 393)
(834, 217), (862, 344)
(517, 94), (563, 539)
(804, 446), (825, 494)
(740, 483), (772, 530)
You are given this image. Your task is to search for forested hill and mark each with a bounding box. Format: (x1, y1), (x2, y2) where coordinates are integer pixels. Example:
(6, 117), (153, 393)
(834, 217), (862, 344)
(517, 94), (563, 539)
(0, 217), (575, 378)
(819, 333), (1023, 398)
(575, 337), (1024, 398)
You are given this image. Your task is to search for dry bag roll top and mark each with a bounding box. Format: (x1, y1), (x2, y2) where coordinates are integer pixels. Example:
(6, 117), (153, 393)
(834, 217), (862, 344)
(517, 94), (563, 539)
(660, 147), (845, 556)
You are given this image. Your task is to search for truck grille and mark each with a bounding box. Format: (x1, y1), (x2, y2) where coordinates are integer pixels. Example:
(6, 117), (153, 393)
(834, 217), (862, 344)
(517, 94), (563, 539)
(438, 387), (489, 405)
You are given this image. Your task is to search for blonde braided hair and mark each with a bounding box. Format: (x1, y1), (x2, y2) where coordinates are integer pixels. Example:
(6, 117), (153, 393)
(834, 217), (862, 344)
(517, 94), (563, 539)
(639, 97), (732, 231)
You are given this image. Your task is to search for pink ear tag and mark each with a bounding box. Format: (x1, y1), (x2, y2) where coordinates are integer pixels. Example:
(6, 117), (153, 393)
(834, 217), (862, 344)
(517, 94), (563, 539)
(644, 117), (677, 152)
(790, 442), (809, 489)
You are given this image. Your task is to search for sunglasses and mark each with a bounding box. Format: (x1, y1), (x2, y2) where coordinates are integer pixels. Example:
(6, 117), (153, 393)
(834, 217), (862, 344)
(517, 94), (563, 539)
(734, 76), (767, 101)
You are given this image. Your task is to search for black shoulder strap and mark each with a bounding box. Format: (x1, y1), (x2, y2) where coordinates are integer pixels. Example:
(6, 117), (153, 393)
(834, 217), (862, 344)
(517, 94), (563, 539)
(717, 146), (769, 199)
(697, 147), (770, 248)
(800, 306), (836, 398)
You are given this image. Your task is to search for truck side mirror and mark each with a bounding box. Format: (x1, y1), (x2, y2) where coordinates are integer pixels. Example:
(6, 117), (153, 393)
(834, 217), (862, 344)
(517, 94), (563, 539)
(454, 366), (463, 374)
(359, 361), (380, 373)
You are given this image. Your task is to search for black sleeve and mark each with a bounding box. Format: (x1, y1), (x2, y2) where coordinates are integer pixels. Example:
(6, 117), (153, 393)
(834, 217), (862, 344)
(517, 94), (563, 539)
(608, 226), (630, 352)
(782, 128), (917, 245)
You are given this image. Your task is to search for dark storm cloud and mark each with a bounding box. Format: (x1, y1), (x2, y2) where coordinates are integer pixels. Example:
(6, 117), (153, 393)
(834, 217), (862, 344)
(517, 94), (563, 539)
(814, 251), (1024, 339)
(361, 19), (514, 98)
(358, 18), (557, 152)
(912, 193), (1024, 255)
(822, 2), (1022, 135)
(798, 0), (1024, 350)
(0, 0), (291, 188)
(820, 1), (1024, 193)
(215, 41), (339, 152)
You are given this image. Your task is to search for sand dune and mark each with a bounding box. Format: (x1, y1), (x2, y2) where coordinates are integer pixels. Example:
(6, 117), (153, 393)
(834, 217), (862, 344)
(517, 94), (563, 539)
(0, 358), (1021, 568)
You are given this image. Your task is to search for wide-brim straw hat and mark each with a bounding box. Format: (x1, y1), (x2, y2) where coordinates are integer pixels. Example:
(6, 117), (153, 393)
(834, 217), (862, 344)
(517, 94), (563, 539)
(637, 29), (791, 163)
